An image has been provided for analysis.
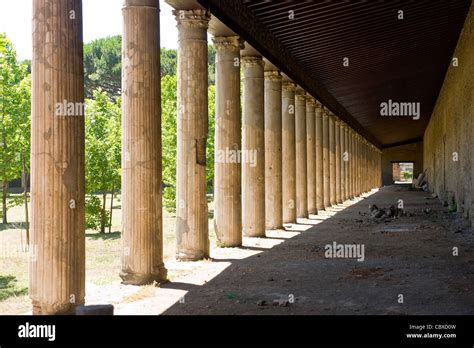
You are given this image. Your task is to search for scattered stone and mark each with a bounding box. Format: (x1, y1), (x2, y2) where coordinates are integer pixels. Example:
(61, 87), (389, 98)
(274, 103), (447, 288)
(285, 279), (291, 282)
(432, 193), (438, 198)
(273, 299), (290, 307)
(423, 208), (432, 214)
(257, 300), (267, 306)
(267, 277), (274, 281)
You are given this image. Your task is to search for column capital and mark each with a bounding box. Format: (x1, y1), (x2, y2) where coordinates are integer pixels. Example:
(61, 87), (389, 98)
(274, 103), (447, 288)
(173, 9), (210, 29)
(123, 0), (157, 8)
(241, 55), (264, 67)
(282, 80), (296, 92)
(295, 86), (306, 101)
(306, 95), (317, 106)
(213, 36), (244, 50)
(264, 70), (281, 81)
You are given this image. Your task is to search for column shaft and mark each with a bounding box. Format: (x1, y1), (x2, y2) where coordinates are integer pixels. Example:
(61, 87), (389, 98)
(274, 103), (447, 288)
(264, 71), (283, 229)
(306, 97), (316, 215)
(242, 56), (265, 237)
(315, 103), (324, 210)
(175, 9), (210, 260)
(213, 36), (243, 246)
(329, 114), (336, 206)
(121, 0), (166, 284)
(341, 123), (346, 201)
(295, 88), (308, 218)
(282, 81), (297, 223)
(335, 119), (341, 204)
(30, 0), (85, 314)
(322, 110), (330, 208)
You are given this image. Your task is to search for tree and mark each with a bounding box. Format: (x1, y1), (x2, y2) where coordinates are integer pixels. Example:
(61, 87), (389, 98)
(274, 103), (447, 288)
(85, 89), (121, 233)
(84, 36), (122, 99)
(161, 48), (177, 76)
(161, 75), (177, 210)
(0, 33), (30, 224)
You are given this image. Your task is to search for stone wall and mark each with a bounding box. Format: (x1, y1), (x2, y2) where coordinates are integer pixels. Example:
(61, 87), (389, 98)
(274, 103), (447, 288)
(423, 2), (473, 219)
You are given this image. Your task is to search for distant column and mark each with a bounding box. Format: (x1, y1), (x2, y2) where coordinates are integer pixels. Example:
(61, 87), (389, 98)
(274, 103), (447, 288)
(242, 55), (265, 237)
(340, 123), (346, 202)
(175, 9), (210, 260)
(30, 0), (85, 314)
(282, 81), (297, 223)
(329, 113), (336, 206)
(295, 87), (308, 218)
(213, 36), (243, 247)
(315, 102), (324, 210)
(322, 108), (330, 208)
(335, 119), (341, 204)
(264, 70), (283, 229)
(306, 96), (317, 215)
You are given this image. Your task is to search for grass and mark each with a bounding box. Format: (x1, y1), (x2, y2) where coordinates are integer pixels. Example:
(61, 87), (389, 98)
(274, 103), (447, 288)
(0, 194), (217, 313)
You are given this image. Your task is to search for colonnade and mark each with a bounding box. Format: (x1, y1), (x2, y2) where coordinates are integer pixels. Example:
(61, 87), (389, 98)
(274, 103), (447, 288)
(29, 0), (382, 314)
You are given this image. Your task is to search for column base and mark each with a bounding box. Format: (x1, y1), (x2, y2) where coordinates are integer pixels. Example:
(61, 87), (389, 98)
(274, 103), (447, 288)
(119, 264), (168, 285)
(32, 300), (83, 315)
(243, 229), (266, 238)
(176, 249), (209, 261)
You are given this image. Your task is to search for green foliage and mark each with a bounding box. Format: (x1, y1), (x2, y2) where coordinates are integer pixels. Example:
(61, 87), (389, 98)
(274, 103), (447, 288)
(161, 75), (177, 210)
(0, 275), (28, 301)
(161, 48), (177, 76)
(85, 195), (110, 231)
(85, 89), (121, 231)
(402, 171), (412, 180)
(207, 84), (215, 191)
(0, 33), (31, 222)
(84, 36), (122, 99)
(208, 44), (216, 85)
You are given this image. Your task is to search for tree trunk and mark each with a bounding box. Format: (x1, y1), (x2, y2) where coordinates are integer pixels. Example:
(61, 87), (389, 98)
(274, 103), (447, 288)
(108, 186), (114, 234)
(22, 153), (30, 248)
(101, 192), (107, 234)
(2, 180), (8, 224)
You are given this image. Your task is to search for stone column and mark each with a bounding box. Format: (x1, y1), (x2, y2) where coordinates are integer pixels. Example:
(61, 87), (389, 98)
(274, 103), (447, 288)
(335, 119), (341, 204)
(356, 134), (361, 196)
(282, 81), (297, 223)
(340, 123), (346, 202)
(322, 108), (330, 209)
(306, 96), (317, 215)
(350, 129), (355, 198)
(213, 36), (243, 247)
(344, 125), (350, 200)
(295, 87), (308, 218)
(121, 0), (166, 285)
(175, 9), (210, 260)
(315, 102), (324, 210)
(30, 0), (85, 314)
(242, 56), (265, 237)
(264, 70), (283, 229)
(329, 113), (336, 206)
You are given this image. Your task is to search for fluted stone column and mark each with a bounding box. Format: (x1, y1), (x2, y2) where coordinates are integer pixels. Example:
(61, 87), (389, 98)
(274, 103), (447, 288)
(213, 36), (243, 247)
(335, 119), (341, 204)
(175, 9), (210, 260)
(350, 129), (355, 198)
(282, 81), (297, 223)
(30, 0), (85, 314)
(344, 125), (349, 200)
(329, 114), (336, 206)
(264, 70), (283, 229)
(356, 134), (361, 196)
(121, 0), (166, 285)
(315, 102), (324, 210)
(295, 87), (308, 218)
(341, 123), (346, 201)
(322, 108), (330, 208)
(306, 96), (317, 215)
(242, 56), (265, 237)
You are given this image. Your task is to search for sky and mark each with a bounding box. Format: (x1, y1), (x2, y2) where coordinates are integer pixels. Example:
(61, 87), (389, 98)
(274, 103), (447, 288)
(0, 0), (179, 60)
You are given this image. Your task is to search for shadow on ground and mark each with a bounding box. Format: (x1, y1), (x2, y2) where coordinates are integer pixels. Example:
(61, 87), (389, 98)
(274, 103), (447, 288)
(159, 186), (474, 315)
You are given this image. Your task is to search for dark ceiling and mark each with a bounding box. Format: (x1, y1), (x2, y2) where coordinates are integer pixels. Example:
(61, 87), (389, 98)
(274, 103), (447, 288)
(197, 0), (471, 148)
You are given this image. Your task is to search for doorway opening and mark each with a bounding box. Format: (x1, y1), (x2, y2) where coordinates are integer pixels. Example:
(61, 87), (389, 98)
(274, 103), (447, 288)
(392, 162), (414, 184)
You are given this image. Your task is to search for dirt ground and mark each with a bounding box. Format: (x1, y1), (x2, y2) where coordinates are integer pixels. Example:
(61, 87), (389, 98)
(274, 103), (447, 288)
(3, 185), (474, 315)
(111, 185), (474, 315)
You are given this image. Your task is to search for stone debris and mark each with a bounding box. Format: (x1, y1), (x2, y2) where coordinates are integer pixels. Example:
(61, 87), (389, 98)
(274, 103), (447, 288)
(273, 299), (290, 307)
(368, 204), (404, 220)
